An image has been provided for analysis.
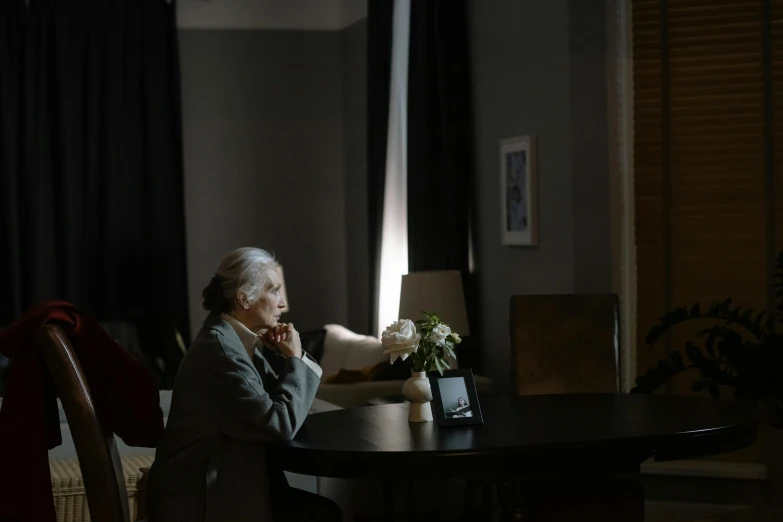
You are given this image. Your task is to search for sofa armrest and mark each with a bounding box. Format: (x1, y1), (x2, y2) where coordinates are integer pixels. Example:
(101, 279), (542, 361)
(317, 380), (405, 409)
(310, 397), (343, 414)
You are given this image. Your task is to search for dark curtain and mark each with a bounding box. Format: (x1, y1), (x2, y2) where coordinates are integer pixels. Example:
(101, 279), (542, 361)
(0, 0), (189, 388)
(367, 0), (395, 336)
(407, 0), (479, 368)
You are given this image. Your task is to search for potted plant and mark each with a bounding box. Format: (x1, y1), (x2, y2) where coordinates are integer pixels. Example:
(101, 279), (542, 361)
(632, 251), (783, 491)
(381, 312), (462, 423)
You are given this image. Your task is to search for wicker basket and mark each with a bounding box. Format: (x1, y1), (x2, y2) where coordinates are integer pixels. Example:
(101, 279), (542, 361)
(49, 454), (155, 522)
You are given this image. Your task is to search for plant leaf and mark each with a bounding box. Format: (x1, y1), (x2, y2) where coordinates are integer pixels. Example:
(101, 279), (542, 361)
(646, 325), (664, 346)
(671, 351), (684, 370)
(685, 341), (706, 364)
(691, 380), (708, 391)
(705, 331), (716, 359)
(671, 307), (688, 323)
(657, 359), (672, 374)
(436, 357), (451, 375)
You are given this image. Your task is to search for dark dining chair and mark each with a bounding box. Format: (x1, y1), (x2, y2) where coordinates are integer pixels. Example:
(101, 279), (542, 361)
(501, 294), (641, 522)
(510, 293), (620, 395)
(39, 324), (135, 522)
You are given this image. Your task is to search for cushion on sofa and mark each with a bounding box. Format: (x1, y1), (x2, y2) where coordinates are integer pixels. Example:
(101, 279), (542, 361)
(317, 324), (458, 384)
(323, 360), (411, 384)
(318, 324), (388, 382)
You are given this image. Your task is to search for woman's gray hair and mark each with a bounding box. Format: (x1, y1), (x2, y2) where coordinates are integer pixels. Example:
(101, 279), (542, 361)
(202, 247), (279, 314)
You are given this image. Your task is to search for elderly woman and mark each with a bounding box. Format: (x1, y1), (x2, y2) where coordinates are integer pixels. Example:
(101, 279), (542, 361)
(147, 247), (340, 522)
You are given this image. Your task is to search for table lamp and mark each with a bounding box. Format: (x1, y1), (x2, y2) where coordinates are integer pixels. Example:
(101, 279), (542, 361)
(398, 270), (470, 336)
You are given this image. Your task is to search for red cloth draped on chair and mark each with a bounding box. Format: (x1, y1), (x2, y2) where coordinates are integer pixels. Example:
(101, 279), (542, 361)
(0, 301), (163, 522)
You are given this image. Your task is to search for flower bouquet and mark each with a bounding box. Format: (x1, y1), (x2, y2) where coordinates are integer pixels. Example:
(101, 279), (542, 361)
(381, 312), (462, 422)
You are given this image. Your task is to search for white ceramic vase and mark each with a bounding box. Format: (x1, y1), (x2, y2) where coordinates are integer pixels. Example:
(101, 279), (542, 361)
(402, 370), (433, 423)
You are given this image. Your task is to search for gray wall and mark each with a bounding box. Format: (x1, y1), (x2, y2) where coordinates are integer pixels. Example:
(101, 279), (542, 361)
(469, 0), (612, 391)
(176, 2), (613, 389)
(179, 30), (348, 337)
(339, 19), (370, 334)
(570, 1), (612, 294)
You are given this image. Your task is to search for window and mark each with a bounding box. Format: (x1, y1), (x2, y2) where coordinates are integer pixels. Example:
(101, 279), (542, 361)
(377, 0), (411, 336)
(632, 0), (783, 394)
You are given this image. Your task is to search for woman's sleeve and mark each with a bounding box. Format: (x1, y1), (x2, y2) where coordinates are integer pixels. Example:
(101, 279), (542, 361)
(212, 350), (320, 443)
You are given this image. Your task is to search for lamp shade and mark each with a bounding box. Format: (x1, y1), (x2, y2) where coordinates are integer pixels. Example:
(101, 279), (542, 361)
(277, 265), (290, 313)
(398, 270), (470, 336)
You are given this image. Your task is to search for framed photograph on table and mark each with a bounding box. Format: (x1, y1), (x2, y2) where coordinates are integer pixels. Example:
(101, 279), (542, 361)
(429, 369), (483, 427)
(499, 135), (538, 246)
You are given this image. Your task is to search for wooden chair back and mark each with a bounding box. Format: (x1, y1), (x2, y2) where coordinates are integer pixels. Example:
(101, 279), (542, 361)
(38, 324), (130, 522)
(510, 294), (620, 396)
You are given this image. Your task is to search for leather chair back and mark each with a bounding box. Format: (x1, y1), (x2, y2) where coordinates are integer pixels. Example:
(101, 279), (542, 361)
(510, 294), (620, 396)
(38, 325), (130, 522)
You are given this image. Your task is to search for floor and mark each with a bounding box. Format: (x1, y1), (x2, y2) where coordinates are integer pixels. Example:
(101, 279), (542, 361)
(645, 502), (751, 522)
(287, 472), (769, 522)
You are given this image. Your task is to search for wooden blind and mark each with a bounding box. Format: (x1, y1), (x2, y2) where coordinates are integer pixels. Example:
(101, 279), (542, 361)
(633, 0), (781, 394)
(775, 0), (783, 254)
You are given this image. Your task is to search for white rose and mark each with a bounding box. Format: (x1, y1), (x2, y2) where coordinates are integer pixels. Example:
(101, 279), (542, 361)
(381, 319), (421, 363)
(429, 324), (451, 347)
(450, 332), (461, 344)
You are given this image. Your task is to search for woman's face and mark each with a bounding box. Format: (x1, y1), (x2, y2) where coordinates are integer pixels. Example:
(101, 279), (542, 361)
(242, 268), (286, 330)
(458, 398), (465, 407)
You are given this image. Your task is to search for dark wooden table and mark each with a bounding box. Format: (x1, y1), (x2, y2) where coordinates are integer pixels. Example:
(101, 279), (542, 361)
(269, 394), (760, 520)
(273, 394), (759, 477)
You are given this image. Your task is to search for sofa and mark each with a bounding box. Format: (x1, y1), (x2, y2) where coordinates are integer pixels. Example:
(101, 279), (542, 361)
(313, 323), (492, 407)
(0, 322), (490, 522)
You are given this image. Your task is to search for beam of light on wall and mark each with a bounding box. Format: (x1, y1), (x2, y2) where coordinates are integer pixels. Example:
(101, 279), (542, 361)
(377, 0), (410, 337)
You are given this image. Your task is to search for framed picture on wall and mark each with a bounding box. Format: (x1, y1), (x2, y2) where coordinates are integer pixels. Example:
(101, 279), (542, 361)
(499, 135), (538, 246)
(429, 369), (483, 427)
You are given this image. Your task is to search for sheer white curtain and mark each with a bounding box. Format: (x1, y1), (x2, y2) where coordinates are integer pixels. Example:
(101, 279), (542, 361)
(376, 0), (411, 336)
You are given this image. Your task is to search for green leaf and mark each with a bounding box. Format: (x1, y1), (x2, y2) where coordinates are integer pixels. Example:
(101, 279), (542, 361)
(671, 351), (684, 370)
(670, 307), (688, 323)
(705, 331), (716, 359)
(657, 359), (672, 374)
(691, 380), (708, 391)
(434, 357), (446, 375)
(646, 325), (664, 345)
(685, 341), (705, 364)
(755, 312), (766, 330)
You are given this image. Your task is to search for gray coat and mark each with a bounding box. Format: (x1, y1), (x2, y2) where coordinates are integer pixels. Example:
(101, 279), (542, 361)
(146, 314), (320, 522)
